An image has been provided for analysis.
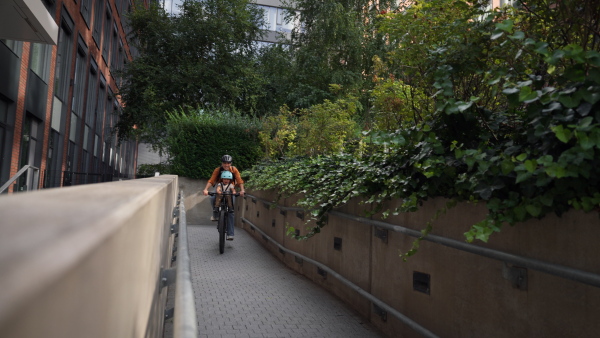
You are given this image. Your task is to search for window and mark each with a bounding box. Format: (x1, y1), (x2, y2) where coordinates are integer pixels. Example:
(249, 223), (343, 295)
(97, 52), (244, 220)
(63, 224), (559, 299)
(81, 0), (92, 27)
(111, 22), (119, 72)
(102, 4), (113, 65)
(0, 98), (10, 186)
(44, 130), (61, 188)
(68, 113), (79, 174)
(93, 0), (105, 47)
(17, 116), (41, 191)
(257, 6), (294, 34)
(30, 43), (52, 83)
(42, 0), (57, 19)
(0, 39), (23, 57)
(71, 38), (88, 117)
(70, 112), (78, 142)
(51, 97), (63, 132)
(96, 76), (106, 134)
(86, 59), (99, 126)
(54, 18), (74, 101)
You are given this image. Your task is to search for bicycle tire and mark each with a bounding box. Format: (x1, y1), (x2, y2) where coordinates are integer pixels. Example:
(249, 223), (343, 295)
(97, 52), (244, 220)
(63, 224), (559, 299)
(218, 210), (226, 254)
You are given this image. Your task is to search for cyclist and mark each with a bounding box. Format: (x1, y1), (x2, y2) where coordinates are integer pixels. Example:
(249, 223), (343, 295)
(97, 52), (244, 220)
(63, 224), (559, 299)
(203, 155), (245, 238)
(214, 170), (237, 240)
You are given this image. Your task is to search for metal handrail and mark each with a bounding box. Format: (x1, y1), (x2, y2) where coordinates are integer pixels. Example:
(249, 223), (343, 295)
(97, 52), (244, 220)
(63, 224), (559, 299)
(241, 217), (438, 338)
(173, 192), (198, 338)
(0, 165), (39, 193)
(246, 193), (600, 288)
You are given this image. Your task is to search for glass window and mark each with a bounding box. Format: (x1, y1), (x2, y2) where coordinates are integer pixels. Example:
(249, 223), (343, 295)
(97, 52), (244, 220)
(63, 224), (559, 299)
(30, 43), (52, 82)
(81, 0), (92, 26)
(51, 97), (63, 132)
(0, 39), (23, 56)
(96, 82), (106, 134)
(102, 5), (112, 65)
(83, 125), (90, 151)
(93, 0), (105, 46)
(94, 134), (99, 157)
(71, 45), (87, 116)
(111, 22), (119, 71)
(0, 98), (8, 184)
(0, 98), (7, 124)
(86, 60), (98, 126)
(54, 22), (74, 100)
(70, 112), (78, 142)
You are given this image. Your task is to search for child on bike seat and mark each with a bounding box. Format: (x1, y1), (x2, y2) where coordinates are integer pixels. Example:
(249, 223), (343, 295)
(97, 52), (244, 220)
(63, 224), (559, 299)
(214, 170), (236, 213)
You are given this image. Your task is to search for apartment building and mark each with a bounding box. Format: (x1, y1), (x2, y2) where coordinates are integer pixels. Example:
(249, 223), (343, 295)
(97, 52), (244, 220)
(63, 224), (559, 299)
(0, 0), (147, 193)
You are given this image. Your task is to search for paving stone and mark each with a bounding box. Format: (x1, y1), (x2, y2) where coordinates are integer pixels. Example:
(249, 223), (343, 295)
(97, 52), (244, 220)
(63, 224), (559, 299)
(187, 221), (383, 338)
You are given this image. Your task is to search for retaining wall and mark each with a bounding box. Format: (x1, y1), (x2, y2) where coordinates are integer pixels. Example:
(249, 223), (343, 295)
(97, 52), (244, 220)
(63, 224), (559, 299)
(239, 189), (600, 337)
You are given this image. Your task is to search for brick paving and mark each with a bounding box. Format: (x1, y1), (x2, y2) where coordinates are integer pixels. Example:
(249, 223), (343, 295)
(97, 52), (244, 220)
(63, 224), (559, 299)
(187, 221), (383, 338)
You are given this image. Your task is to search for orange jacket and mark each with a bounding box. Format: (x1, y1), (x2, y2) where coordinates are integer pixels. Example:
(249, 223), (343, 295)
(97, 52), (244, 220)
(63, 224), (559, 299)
(208, 166), (244, 186)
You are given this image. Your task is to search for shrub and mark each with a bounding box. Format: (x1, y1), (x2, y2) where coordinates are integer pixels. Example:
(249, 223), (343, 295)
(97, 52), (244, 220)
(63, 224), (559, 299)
(165, 108), (263, 179)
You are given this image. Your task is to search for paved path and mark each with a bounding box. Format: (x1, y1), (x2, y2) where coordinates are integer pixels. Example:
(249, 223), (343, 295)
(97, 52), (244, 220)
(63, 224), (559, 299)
(187, 222), (383, 338)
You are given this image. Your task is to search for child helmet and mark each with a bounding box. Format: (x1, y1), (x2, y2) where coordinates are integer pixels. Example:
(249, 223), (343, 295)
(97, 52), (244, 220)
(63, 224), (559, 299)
(221, 170), (233, 179)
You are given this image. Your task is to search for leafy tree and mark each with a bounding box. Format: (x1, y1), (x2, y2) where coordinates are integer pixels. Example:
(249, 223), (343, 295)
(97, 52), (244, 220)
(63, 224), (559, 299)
(282, 0), (396, 110)
(254, 44), (295, 115)
(247, 0), (600, 254)
(116, 0), (265, 146)
(258, 94), (360, 159)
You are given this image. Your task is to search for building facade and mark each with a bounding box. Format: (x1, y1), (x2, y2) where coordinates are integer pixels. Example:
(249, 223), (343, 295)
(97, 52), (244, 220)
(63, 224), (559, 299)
(0, 0), (145, 193)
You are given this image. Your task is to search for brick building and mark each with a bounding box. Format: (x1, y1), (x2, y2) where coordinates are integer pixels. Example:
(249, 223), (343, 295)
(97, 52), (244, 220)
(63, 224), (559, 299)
(0, 0), (148, 193)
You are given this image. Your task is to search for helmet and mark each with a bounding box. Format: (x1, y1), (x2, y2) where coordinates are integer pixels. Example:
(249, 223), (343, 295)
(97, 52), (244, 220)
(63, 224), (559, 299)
(221, 170), (233, 180)
(221, 154), (232, 163)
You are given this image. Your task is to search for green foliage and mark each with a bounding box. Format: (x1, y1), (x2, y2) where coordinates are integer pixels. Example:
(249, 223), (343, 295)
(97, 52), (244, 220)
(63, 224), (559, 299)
(137, 163), (173, 177)
(295, 95), (360, 157)
(370, 57), (432, 130)
(258, 106), (298, 159)
(116, 0), (266, 145)
(258, 95), (360, 159)
(246, 1), (600, 252)
(165, 108), (263, 179)
(282, 0), (396, 109)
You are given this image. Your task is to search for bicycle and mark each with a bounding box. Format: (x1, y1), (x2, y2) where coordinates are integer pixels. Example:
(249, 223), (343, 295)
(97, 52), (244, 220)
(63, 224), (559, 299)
(208, 191), (240, 254)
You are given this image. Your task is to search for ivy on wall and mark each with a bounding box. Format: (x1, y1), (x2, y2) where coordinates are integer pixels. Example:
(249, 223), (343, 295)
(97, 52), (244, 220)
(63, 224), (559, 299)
(246, 26), (600, 254)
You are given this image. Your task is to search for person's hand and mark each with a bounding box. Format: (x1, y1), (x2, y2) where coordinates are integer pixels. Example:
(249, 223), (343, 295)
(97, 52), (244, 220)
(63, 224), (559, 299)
(203, 189), (208, 196)
(240, 191), (245, 197)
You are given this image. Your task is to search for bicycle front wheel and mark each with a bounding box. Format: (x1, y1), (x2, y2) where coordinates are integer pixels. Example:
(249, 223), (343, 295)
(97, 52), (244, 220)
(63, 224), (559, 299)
(218, 210), (226, 254)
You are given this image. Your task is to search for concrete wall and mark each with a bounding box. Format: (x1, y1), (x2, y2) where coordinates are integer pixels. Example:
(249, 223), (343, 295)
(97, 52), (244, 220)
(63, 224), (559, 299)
(241, 190), (600, 338)
(0, 176), (179, 338)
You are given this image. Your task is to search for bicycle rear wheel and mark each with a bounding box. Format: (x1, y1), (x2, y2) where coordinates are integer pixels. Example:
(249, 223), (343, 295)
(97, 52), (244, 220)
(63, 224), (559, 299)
(218, 210), (226, 254)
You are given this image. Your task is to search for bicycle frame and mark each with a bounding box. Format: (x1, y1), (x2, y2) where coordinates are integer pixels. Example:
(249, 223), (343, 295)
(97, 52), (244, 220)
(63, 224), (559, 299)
(209, 191), (240, 253)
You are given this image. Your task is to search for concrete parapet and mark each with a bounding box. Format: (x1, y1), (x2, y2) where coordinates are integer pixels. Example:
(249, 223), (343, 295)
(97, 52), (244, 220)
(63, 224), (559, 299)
(0, 175), (179, 338)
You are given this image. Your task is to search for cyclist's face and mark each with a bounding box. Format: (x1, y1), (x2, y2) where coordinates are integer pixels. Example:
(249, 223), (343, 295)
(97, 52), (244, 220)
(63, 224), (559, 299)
(222, 162), (231, 170)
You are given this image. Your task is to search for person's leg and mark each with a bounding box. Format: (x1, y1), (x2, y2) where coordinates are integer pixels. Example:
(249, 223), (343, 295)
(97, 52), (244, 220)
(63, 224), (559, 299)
(210, 195), (218, 219)
(227, 196), (235, 237)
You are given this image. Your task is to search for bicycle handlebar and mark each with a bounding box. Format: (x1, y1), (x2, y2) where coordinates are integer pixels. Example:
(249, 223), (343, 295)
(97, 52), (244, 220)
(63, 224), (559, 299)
(208, 192), (241, 197)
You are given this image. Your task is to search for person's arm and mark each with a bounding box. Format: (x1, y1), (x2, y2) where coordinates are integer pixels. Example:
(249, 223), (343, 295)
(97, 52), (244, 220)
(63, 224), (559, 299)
(233, 168), (245, 197)
(203, 168), (220, 196)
